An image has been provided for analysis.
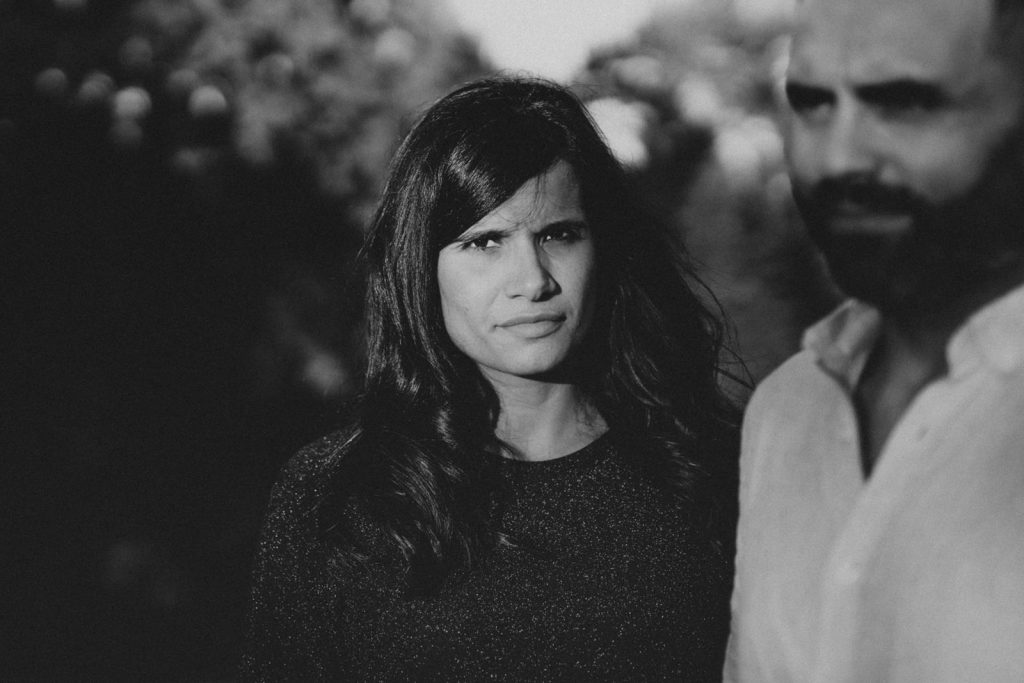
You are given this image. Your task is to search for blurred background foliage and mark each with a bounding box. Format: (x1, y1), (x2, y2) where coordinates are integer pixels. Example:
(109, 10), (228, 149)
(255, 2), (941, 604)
(577, 0), (838, 394)
(4, 0), (835, 679)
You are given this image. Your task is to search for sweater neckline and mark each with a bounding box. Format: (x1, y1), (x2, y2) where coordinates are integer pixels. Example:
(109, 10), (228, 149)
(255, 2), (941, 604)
(496, 431), (613, 475)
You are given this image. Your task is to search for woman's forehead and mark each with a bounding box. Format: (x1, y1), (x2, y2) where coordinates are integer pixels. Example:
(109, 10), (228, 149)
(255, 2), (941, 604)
(459, 161), (584, 236)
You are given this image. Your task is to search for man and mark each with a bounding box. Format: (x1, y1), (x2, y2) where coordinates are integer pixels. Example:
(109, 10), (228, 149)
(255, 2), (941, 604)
(724, 0), (1024, 680)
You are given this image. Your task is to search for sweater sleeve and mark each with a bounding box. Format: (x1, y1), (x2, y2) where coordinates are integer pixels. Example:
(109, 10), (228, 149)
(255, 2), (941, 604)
(239, 438), (343, 682)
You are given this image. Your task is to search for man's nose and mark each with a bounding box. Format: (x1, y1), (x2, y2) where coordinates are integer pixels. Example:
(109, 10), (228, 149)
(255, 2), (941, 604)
(505, 242), (557, 300)
(820, 101), (879, 179)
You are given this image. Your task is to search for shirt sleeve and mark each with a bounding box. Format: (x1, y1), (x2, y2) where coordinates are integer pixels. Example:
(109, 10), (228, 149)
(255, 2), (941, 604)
(722, 380), (772, 683)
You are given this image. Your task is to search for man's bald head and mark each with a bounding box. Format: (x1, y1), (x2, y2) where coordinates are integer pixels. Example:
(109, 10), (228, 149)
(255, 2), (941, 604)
(784, 0), (1024, 314)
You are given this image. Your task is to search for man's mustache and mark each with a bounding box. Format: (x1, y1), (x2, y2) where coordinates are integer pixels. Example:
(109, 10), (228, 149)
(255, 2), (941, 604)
(805, 177), (920, 215)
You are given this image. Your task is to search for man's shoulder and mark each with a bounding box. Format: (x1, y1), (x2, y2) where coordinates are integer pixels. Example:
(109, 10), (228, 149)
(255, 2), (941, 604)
(739, 349), (846, 477)
(747, 349), (830, 417)
(736, 350), (849, 516)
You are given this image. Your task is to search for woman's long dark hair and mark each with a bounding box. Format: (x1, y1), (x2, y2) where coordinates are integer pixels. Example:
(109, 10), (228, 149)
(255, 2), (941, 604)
(321, 76), (738, 593)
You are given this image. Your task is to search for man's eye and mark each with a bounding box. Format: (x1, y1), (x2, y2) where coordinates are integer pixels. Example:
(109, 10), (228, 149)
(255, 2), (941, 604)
(785, 83), (834, 115)
(860, 82), (946, 117)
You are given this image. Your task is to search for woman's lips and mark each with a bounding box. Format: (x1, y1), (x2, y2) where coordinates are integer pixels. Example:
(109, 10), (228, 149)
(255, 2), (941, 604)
(497, 313), (566, 338)
(498, 313), (566, 327)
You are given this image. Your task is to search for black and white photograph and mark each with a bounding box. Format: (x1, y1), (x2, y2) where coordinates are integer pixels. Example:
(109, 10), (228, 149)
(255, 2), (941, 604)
(7, 0), (1024, 679)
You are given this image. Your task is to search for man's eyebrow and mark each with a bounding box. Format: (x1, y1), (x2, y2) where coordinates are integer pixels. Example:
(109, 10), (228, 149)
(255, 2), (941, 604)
(854, 80), (947, 109)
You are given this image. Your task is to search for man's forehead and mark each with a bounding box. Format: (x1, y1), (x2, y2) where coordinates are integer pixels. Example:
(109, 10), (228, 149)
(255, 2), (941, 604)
(788, 0), (995, 86)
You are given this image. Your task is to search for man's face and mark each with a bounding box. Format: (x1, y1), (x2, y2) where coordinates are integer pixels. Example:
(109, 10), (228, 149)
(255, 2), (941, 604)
(785, 0), (1024, 312)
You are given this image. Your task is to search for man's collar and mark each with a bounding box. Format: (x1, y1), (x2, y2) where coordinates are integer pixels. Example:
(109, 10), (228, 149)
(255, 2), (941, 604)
(802, 283), (1024, 387)
(801, 299), (882, 391)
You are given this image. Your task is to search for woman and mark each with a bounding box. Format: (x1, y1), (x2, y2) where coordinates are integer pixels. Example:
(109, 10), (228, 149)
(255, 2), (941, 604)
(242, 76), (738, 681)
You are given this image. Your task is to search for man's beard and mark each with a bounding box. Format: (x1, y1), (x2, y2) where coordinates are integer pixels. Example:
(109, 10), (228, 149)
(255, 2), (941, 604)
(793, 136), (1024, 319)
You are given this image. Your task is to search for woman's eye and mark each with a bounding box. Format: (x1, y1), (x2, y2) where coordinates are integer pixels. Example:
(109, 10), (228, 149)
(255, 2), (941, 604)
(463, 235), (500, 250)
(541, 226), (582, 244)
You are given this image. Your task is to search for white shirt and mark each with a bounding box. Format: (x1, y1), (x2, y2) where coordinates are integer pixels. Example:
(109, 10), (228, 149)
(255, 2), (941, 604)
(724, 285), (1024, 683)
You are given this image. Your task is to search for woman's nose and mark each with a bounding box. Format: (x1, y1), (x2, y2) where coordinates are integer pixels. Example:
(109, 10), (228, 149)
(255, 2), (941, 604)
(505, 242), (557, 300)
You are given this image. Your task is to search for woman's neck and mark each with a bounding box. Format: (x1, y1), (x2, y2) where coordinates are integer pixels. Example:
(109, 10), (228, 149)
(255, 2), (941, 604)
(485, 374), (607, 462)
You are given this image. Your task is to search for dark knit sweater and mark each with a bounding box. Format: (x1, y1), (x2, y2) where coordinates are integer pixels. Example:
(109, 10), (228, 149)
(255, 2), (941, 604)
(240, 430), (733, 681)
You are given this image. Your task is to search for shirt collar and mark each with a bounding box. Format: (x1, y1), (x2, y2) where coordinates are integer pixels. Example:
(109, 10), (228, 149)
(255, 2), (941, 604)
(802, 299), (882, 390)
(803, 282), (1024, 386)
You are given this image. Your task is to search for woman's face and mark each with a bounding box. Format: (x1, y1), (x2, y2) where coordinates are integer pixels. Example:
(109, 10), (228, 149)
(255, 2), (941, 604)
(436, 160), (597, 385)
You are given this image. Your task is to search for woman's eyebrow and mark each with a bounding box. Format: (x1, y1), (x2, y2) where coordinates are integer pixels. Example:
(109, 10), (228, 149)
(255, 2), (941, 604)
(542, 219), (588, 230)
(453, 225), (512, 241)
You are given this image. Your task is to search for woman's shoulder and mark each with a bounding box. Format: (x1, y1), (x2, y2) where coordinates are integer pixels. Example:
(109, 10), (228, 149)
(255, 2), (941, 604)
(260, 425), (390, 551)
(262, 427), (363, 520)
(280, 427), (360, 485)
